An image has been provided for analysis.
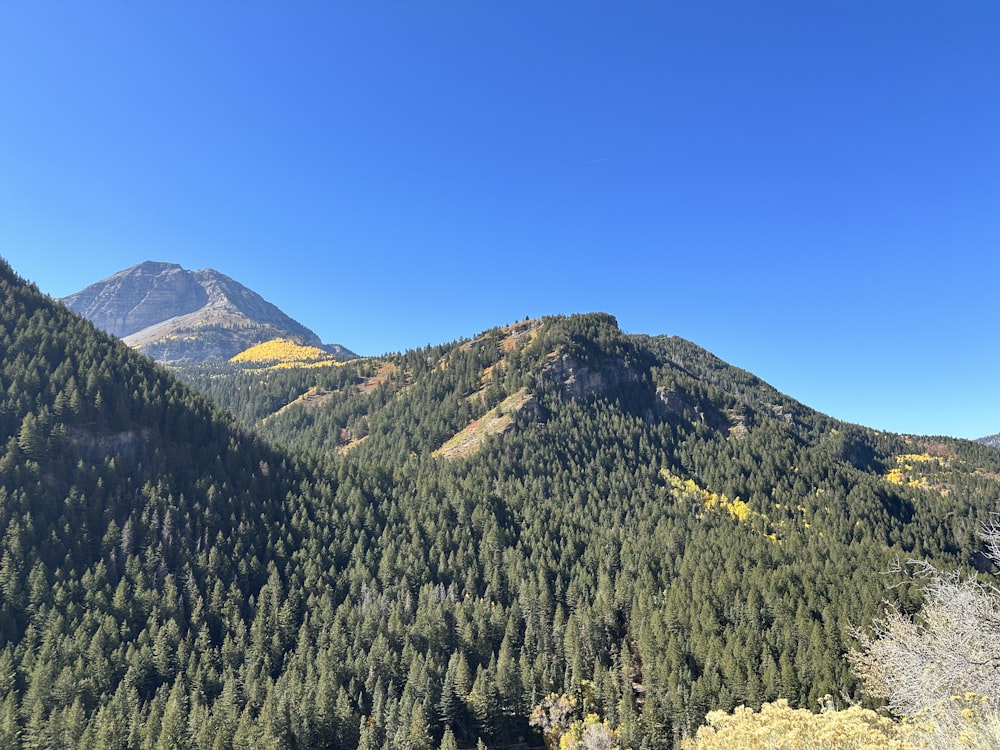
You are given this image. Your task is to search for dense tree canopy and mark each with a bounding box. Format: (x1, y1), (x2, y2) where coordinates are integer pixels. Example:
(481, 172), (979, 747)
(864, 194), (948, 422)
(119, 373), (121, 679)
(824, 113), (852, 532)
(2, 259), (999, 748)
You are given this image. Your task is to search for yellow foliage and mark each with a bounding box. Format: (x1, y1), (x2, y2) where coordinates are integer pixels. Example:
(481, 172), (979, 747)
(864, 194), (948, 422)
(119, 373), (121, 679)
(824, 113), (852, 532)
(559, 714), (619, 750)
(659, 469), (759, 525)
(530, 693), (578, 750)
(681, 699), (915, 750)
(899, 693), (1000, 748)
(898, 453), (935, 464)
(885, 453), (940, 490)
(230, 338), (335, 367)
(685, 695), (1000, 749)
(886, 468), (906, 485)
(728, 499), (752, 523)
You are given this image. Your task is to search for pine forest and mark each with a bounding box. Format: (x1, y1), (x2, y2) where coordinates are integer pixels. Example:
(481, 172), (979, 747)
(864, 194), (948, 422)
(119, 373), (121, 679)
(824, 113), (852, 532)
(1, 257), (999, 749)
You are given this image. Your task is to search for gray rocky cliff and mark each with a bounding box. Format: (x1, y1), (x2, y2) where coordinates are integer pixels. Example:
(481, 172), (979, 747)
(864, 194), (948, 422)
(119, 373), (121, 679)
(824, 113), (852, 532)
(62, 261), (352, 365)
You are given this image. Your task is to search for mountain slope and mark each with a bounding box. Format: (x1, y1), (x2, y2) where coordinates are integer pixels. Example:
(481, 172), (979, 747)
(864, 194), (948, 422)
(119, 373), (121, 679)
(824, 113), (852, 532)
(180, 313), (855, 463)
(61, 260), (354, 364)
(178, 312), (1000, 743)
(5, 259), (1000, 749)
(979, 433), (1000, 448)
(0, 258), (351, 747)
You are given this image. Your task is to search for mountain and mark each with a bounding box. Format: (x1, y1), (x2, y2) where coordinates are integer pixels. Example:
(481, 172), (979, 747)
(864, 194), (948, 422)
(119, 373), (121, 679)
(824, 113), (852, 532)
(979, 433), (1000, 448)
(0, 258), (338, 747)
(61, 260), (355, 364)
(178, 312), (1000, 742)
(4, 256), (1000, 748)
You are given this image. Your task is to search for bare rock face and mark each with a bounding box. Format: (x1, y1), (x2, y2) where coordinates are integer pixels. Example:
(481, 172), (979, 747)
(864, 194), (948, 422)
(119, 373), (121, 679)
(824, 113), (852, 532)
(62, 261), (352, 365)
(546, 353), (618, 401)
(61, 262), (204, 337)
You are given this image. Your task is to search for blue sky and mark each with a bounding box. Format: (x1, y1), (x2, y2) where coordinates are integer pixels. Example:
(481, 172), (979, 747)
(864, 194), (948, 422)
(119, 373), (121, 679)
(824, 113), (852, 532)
(1, 2), (997, 439)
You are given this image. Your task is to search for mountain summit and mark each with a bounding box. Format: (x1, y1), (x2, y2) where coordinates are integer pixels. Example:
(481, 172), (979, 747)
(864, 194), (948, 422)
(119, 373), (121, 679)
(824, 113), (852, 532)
(61, 261), (354, 364)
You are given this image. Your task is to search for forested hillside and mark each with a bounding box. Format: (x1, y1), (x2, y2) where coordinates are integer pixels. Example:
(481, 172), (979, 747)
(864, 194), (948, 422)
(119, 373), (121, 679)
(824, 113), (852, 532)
(181, 310), (1000, 745)
(2, 257), (1000, 748)
(0, 260), (341, 746)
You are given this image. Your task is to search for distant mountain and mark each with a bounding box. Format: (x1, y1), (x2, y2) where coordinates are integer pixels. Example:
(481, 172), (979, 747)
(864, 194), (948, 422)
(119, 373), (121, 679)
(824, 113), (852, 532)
(61, 260), (355, 364)
(979, 433), (1000, 448)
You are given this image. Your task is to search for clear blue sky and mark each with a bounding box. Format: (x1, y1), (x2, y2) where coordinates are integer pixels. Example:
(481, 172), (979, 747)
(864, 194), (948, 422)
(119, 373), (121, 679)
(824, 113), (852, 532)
(1, 2), (997, 439)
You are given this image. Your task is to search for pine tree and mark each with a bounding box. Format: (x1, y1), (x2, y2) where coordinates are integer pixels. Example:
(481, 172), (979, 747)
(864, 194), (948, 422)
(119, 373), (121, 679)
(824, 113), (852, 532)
(408, 703), (434, 750)
(439, 726), (458, 750)
(0, 692), (20, 749)
(156, 675), (190, 750)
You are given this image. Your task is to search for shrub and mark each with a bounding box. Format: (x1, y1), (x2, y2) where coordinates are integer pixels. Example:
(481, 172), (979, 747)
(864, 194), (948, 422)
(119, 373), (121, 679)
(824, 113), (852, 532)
(680, 698), (914, 750)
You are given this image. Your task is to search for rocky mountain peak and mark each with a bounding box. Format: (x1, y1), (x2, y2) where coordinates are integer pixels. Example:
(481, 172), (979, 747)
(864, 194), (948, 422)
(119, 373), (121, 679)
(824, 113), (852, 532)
(62, 261), (353, 365)
(62, 261), (205, 338)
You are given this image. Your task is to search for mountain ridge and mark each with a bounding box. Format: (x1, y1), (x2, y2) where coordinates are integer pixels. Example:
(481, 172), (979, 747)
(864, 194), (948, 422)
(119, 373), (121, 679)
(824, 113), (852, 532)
(61, 260), (355, 365)
(4, 257), (1000, 747)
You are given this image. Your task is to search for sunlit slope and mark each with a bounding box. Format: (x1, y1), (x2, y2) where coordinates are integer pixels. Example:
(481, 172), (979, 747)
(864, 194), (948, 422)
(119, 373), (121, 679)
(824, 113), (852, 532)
(230, 337), (345, 369)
